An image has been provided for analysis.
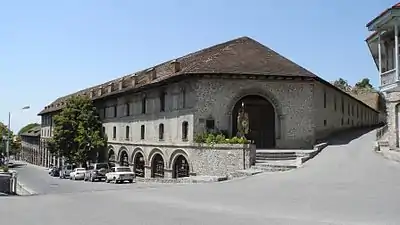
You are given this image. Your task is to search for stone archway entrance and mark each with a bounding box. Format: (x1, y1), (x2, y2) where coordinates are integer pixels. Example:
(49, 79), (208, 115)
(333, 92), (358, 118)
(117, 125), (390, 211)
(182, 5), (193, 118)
(151, 154), (164, 178)
(172, 155), (189, 178)
(133, 152), (145, 178)
(119, 150), (129, 166)
(108, 149), (116, 167)
(232, 95), (275, 149)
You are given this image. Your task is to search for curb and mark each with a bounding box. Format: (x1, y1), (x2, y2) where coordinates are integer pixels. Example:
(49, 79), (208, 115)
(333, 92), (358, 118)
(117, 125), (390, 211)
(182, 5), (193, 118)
(16, 181), (37, 196)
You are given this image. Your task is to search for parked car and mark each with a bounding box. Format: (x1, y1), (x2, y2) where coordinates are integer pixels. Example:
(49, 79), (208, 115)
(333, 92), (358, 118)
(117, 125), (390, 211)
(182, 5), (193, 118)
(84, 163), (109, 182)
(59, 164), (77, 179)
(49, 167), (61, 177)
(105, 166), (135, 183)
(70, 168), (86, 180)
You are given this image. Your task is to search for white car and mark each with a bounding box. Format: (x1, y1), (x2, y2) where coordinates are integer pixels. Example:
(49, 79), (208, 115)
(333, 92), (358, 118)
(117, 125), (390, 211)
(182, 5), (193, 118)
(105, 166), (135, 183)
(70, 168), (86, 180)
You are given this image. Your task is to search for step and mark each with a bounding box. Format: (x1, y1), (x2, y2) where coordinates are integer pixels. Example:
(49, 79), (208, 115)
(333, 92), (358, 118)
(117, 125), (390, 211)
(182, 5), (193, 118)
(251, 165), (294, 172)
(256, 156), (297, 161)
(255, 159), (299, 166)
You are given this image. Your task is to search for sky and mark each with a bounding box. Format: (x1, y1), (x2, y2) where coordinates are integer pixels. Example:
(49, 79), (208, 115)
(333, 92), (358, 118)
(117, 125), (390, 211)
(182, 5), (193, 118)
(0, 0), (396, 132)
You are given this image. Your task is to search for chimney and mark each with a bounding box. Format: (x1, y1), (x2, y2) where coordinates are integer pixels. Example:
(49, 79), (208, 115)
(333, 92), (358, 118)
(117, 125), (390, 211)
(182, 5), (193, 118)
(98, 86), (103, 96)
(171, 59), (180, 73)
(107, 82), (113, 93)
(118, 78), (124, 90)
(147, 68), (156, 81)
(131, 74), (137, 87)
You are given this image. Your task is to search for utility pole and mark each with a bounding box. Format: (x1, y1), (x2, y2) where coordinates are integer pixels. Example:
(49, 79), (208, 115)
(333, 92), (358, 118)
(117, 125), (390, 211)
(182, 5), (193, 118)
(6, 112), (11, 162)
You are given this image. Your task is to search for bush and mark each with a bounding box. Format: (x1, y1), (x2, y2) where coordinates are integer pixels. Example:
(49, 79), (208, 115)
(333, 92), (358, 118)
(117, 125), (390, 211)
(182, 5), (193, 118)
(0, 165), (9, 172)
(194, 132), (249, 145)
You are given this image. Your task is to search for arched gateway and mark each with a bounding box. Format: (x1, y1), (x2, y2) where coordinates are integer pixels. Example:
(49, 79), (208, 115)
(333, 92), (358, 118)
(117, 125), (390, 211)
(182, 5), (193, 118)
(151, 154), (164, 178)
(232, 95), (276, 149)
(172, 155), (190, 178)
(119, 150), (129, 166)
(133, 152), (145, 178)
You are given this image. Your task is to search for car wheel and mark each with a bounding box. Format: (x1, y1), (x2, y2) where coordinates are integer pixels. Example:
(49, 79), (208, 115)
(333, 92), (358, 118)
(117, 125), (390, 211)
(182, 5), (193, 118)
(113, 177), (117, 184)
(105, 178), (110, 183)
(128, 179), (133, 183)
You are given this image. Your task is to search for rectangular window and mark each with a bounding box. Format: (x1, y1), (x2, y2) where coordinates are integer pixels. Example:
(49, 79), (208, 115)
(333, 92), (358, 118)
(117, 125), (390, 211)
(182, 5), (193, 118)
(112, 126), (116, 139)
(142, 98), (146, 114)
(352, 105), (354, 116)
(102, 126), (105, 134)
(323, 90), (327, 108)
(341, 96), (344, 114)
(347, 102), (350, 115)
(125, 103), (130, 116)
(160, 92), (166, 112)
(182, 88), (186, 108)
(206, 119), (215, 131)
(334, 95), (337, 111)
(113, 105), (117, 117)
(182, 121), (188, 141)
(140, 125), (145, 140)
(324, 120), (327, 126)
(357, 105), (359, 118)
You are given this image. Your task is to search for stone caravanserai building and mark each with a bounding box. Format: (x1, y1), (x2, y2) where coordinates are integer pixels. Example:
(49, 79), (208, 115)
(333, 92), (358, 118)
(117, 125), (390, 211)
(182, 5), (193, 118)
(20, 124), (41, 165)
(366, 2), (400, 149)
(35, 37), (379, 178)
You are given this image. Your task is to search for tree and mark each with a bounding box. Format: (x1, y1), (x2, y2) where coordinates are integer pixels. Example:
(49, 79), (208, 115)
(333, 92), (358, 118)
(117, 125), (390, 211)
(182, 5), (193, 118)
(49, 95), (107, 165)
(0, 122), (21, 156)
(18, 123), (40, 135)
(353, 78), (375, 94)
(332, 78), (352, 92)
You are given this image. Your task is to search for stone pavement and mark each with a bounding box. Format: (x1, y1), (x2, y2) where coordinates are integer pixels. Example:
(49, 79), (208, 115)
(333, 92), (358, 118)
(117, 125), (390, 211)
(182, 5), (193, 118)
(1, 128), (400, 225)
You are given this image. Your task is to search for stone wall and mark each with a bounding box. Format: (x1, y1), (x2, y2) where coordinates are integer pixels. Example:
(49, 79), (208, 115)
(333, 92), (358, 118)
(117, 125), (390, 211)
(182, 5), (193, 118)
(313, 82), (379, 141)
(108, 142), (255, 178)
(384, 91), (400, 149)
(192, 78), (316, 149)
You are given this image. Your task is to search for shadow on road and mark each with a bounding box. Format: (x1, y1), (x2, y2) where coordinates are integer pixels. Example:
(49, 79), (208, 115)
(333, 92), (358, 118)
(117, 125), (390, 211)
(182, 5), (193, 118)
(7, 163), (27, 169)
(317, 125), (382, 146)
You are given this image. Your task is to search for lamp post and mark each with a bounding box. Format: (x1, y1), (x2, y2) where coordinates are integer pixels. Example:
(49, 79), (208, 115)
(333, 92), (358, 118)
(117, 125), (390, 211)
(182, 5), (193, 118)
(6, 106), (30, 162)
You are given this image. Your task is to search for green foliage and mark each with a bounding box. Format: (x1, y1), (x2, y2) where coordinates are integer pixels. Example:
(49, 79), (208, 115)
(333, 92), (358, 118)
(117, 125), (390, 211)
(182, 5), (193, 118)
(0, 165), (9, 172)
(332, 78), (351, 92)
(194, 132), (249, 145)
(18, 123), (40, 135)
(49, 95), (107, 165)
(0, 122), (20, 156)
(354, 78), (374, 91)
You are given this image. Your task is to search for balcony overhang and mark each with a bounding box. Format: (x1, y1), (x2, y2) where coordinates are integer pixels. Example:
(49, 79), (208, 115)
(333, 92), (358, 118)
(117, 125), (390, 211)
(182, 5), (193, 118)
(367, 4), (400, 31)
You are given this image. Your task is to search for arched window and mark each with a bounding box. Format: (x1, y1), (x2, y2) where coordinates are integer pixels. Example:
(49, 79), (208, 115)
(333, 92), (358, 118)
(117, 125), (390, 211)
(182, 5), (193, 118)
(125, 126), (130, 140)
(182, 121), (188, 141)
(140, 125), (145, 140)
(159, 123), (164, 140)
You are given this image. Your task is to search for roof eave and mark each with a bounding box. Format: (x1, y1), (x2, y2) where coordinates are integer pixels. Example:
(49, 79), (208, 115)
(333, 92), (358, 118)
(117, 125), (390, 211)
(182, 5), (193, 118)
(367, 10), (392, 31)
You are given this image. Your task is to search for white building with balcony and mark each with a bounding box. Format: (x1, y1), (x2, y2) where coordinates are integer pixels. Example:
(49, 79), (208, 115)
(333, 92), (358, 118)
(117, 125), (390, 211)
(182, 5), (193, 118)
(366, 2), (400, 149)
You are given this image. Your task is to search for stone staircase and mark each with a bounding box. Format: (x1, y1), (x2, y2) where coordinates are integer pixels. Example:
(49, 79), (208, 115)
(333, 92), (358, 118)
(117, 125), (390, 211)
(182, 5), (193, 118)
(251, 150), (300, 172)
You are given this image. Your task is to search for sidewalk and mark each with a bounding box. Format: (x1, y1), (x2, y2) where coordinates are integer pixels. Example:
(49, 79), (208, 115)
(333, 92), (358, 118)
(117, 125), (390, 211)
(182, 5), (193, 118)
(377, 149), (400, 163)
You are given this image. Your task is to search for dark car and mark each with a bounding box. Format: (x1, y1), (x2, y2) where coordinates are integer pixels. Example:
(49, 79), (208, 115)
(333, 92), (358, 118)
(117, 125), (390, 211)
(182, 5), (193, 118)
(84, 163), (110, 182)
(49, 167), (61, 177)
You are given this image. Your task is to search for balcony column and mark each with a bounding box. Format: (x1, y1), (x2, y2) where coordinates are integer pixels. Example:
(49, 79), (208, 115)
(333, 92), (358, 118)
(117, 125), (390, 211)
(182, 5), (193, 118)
(378, 33), (382, 77)
(395, 25), (399, 81)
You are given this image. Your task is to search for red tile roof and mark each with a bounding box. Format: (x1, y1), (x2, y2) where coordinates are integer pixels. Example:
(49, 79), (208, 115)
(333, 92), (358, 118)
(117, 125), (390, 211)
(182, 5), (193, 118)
(366, 2), (400, 27)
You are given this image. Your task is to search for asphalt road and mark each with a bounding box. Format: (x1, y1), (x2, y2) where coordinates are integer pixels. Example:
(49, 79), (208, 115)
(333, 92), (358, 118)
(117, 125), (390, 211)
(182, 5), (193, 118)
(10, 162), (163, 195)
(2, 129), (400, 225)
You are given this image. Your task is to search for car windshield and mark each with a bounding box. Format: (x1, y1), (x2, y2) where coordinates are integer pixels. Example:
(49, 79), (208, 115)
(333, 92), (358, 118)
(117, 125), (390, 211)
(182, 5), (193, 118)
(116, 167), (131, 172)
(76, 168), (85, 172)
(96, 164), (108, 170)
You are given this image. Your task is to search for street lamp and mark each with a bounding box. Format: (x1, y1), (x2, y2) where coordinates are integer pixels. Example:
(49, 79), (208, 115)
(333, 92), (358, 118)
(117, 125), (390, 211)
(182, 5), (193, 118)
(6, 106), (30, 162)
